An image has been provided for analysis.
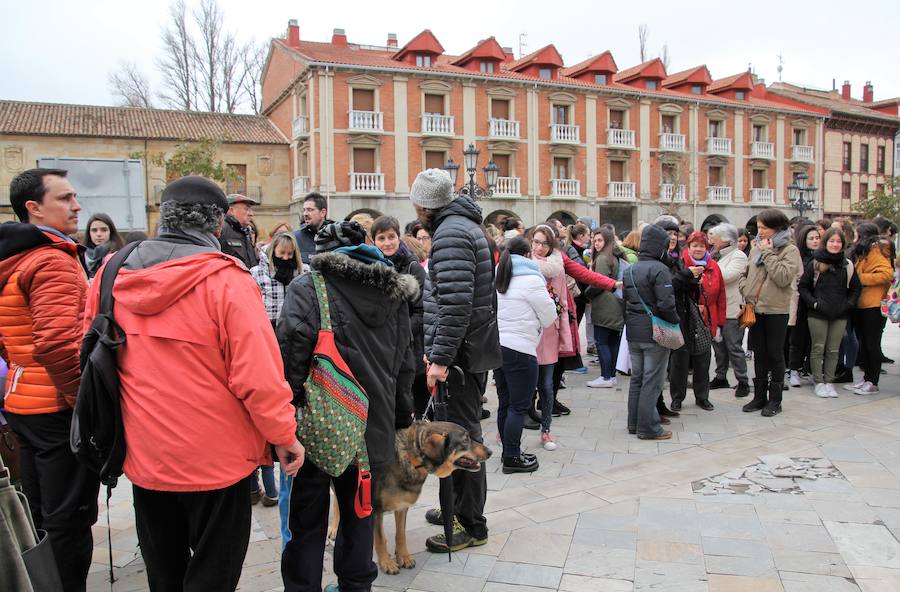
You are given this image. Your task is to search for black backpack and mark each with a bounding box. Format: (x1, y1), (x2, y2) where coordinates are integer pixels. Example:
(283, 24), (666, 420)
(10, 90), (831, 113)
(70, 241), (141, 488)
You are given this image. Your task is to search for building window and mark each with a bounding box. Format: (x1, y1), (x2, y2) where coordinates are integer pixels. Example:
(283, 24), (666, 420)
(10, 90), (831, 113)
(691, 85), (702, 95)
(751, 169), (766, 189)
(661, 163), (677, 184)
(860, 183), (868, 200)
(842, 182), (851, 200)
(424, 93), (445, 115)
(792, 128), (806, 146)
(492, 154), (510, 177)
(843, 142), (852, 170)
(609, 160), (625, 182)
(226, 164), (247, 195)
(352, 88), (375, 111)
(594, 73), (607, 85)
(552, 105), (570, 125)
(353, 148), (376, 173)
(646, 80), (658, 90)
(553, 157), (570, 179)
(479, 60), (495, 74)
(860, 144), (870, 171)
(662, 115), (676, 134)
(735, 91), (746, 100)
(752, 124), (766, 142)
(709, 120), (722, 138)
(539, 67), (552, 80)
(877, 146), (886, 173)
(609, 109), (625, 129)
(424, 150), (446, 170)
(708, 166), (723, 186)
(415, 54), (432, 67)
(877, 183), (885, 195)
(490, 98), (510, 120)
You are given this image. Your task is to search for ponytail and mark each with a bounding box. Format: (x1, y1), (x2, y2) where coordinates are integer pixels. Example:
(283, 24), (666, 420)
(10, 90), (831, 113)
(496, 235), (531, 294)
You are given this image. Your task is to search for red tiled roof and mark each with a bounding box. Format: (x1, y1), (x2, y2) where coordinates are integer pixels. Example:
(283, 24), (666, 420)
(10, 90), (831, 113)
(614, 58), (667, 83)
(708, 72), (754, 93)
(0, 100), (288, 143)
(561, 51), (618, 77)
(450, 37), (507, 66)
(662, 65), (711, 88)
(394, 29), (444, 61)
(507, 44), (564, 71)
(769, 83), (900, 122)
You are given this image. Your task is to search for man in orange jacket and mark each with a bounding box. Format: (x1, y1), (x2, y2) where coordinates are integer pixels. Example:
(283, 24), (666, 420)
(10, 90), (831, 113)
(0, 168), (97, 591)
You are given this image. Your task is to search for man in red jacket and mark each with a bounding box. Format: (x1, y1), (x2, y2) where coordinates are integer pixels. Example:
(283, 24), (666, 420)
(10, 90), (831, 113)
(82, 176), (304, 591)
(0, 168), (97, 592)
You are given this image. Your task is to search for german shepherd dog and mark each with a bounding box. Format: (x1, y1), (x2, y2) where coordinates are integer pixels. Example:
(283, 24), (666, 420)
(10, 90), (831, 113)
(328, 420), (492, 574)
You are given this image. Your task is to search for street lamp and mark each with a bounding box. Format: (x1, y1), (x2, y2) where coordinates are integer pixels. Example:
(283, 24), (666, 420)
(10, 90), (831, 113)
(443, 143), (498, 200)
(788, 172), (818, 219)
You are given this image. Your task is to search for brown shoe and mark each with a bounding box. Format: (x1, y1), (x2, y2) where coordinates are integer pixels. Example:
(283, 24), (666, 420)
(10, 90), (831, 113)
(660, 416), (671, 425)
(637, 430), (672, 440)
(262, 495), (279, 507)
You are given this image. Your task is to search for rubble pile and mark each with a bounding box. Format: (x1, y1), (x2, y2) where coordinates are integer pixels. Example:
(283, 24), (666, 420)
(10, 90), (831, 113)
(692, 455), (844, 496)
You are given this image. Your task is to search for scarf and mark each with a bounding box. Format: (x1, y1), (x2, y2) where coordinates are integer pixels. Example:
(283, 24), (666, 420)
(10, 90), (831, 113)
(386, 241), (413, 269)
(333, 244), (393, 267)
(688, 250), (711, 266)
(509, 254), (544, 279)
(754, 228), (791, 266)
(532, 250), (564, 280)
(273, 256), (298, 286)
(157, 227), (222, 250)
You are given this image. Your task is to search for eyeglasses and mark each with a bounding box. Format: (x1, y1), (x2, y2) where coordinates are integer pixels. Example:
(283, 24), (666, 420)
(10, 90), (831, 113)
(532, 239), (550, 247)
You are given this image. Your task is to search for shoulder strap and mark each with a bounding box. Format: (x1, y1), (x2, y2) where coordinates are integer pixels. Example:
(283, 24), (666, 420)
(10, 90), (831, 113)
(628, 266), (652, 316)
(845, 259), (854, 289)
(310, 271), (333, 331)
(98, 242), (142, 316)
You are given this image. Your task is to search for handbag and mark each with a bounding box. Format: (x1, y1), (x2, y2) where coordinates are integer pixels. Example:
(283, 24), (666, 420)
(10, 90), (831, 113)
(739, 278), (765, 329)
(0, 411), (20, 485)
(297, 271), (372, 518)
(629, 267), (684, 350)
(687, 300), (712, 355)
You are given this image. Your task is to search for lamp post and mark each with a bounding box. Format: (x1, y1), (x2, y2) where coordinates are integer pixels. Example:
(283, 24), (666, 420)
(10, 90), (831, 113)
(443, 143), (499, 200)
(788, 172), (818, 219)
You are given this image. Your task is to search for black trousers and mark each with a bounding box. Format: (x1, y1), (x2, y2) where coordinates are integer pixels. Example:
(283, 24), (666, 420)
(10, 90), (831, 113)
(750, 313), (789, 384)
(133, 476), (251, 592)
(6, 410), (99, 592)
(412, 373), (430, 419)
(855, 307), (886, 385)
(788, 307), (811, 372)
(445, 369), (489, 540)
(281, 462), (377, 592)
(669, 346), (711, 403)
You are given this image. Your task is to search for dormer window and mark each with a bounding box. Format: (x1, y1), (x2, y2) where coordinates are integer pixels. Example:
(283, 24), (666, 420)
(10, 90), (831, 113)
(595, 74), (607, 85)
(479, 61), (494, 74)
(691, 85), (702, 95)
(416, 54), (432, 67)
(539, 68), (552, 80)
(735, 91), (746, 100)
(646, 80), (657, 90)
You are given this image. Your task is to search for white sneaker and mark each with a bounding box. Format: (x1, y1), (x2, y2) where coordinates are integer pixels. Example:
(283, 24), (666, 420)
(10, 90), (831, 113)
(825, 383), (839, 398)
(854, 382), (880, 395)
(587, 376), (616, 388)
(541, 431), (558, 451)
(844, 380), (867, 392)
(789, 370), (802, 387)
(814, 383), (829, 398)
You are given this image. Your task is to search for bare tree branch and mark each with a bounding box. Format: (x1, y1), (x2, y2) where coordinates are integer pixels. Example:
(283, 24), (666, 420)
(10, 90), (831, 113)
(240, 41), (267, 114)
(660, 43), (671, 69)
(638, 24), (648, 62)
(157, 0), (196, 110)
(219, 33), (248, 113)
(193, 0), (223, 112)
(109, 62), (154, 108)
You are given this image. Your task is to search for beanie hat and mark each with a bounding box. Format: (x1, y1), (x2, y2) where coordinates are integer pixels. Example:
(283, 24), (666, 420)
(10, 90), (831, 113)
(653, 215), (680, 233)
(314, 220), (367, 252)
(161, 176), (228, 212)
(409, 168), (454, 209)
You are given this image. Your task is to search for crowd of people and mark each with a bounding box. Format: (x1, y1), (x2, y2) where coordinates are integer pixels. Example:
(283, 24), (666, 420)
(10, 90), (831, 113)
(0, 165), (896, 592)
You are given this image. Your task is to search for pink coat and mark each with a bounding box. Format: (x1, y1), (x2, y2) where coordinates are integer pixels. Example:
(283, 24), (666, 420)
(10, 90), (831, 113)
(83, 252), (297, 492)
(533, 252), (573, 365)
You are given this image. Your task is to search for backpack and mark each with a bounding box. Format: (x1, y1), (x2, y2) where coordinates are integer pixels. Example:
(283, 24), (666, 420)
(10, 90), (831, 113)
(70, 241), (140, 488)
(297, 270), (372, 518)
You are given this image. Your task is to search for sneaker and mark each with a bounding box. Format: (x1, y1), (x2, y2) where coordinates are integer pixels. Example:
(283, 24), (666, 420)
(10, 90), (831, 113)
(587, 376), (616, 388)
(789, 370), (803, 387)
(541, 431), (558, 451)
(553, 401), (571, 416)
(250, 488), (262, 505)
(425, 508), (443, 526)
(844, 380), (867, 392)
(637, 430), (673, 440)
(425, 518), (487, 553)
(735, 382), (750, 398)
(854, 382), (880, 395)
(569, 366), (588, 374)
(589, 358), (601, 366)
(814, 383), (830, 398)
(481, 408), (491, 420)
(262, 494), (279, 507)
(324, 584), (340, 592)
(709, 377), (731, 390)
(502, 454), (539, 474)
(800, 372), (815, 385)
(825, 383), (839, 398)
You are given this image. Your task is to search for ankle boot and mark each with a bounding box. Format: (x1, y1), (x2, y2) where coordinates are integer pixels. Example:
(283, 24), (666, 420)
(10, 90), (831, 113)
(761, 382), (783, 417)
(742, 378), (768, 412)
(656, 393), (680, 417)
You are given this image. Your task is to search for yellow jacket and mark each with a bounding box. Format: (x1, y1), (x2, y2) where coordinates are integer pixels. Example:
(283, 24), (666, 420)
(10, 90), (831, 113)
(856, 241), (893, 309)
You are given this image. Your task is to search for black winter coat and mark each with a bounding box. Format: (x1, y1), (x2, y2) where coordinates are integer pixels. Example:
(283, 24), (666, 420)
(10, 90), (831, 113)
(423, 196), (501, 372)
(276, 251), (417, 468)
(798, 257), (862, 321)
(293, 219), (335, 265)
(220, 215), (259, 269)
(389, 246), (426, 374)
(623, 224), (680, 344)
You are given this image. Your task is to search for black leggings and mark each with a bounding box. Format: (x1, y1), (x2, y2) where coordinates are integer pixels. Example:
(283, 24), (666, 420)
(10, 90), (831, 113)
(750, 313), (789, 384)
(855, 307), (886, 385)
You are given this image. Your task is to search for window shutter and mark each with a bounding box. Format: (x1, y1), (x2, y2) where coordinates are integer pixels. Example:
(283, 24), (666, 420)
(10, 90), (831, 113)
(425, 151), (445, 170)
(352, 88), (375, 111)
(353, 148), (376, 173)
(424, 94), (444, 114)
(491, 99), (510, 120)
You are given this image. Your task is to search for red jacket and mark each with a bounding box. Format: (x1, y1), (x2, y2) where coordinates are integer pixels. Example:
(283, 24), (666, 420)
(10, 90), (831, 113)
(681, 250), (727, 337)
(83, 249), (296, 492)
(562, 252), (616, 291)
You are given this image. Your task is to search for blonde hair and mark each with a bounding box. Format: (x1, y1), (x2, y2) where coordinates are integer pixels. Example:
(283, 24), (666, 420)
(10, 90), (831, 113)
(266, 232), (303, 275)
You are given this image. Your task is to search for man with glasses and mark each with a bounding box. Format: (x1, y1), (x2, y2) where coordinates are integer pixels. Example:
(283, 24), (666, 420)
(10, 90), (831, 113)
(294, 193), (333, 265)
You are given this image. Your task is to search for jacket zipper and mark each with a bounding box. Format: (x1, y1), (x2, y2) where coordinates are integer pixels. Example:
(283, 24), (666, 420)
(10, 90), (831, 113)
(8, 365), (24, 393)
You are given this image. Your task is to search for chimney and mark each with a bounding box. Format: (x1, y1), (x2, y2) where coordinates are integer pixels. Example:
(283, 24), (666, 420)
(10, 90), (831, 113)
(842, 80), (851, 100)
(502, 46), (515, 61)
(387, 33), (398, 48)
(863, 81), (874, 103)
(287, 19), (299, 48)
(332, 28), (348, 46)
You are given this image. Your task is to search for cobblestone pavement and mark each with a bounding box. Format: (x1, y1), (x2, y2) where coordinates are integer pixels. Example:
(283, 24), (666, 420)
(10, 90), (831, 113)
(89, 324), (900, 591)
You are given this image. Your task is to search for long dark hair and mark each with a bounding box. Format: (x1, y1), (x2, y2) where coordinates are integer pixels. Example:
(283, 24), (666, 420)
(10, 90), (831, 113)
(591, 227), (616, 270)
(854, 222), (883, 260)
(85, 213), (125, 250)
(496, 235), (530, 294)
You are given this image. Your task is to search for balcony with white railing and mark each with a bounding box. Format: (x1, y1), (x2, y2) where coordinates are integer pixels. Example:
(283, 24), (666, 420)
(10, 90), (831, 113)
(659, 133), (686, 152)
(350, 172), (385, 195)
(493, 176), (521, 197)
(607, 182), (636, 200)
(349, 110), (384, 132)
(488, 118), (520, 139)
(550, 123), (580, 144)
(606, 128), (636, 149)
(707, 137), (732, 156)
(551, 179), (580, 197)
(791, 145), (814, 162)
(660, 183), (686, 202)
(292, 116), (309, 139)
(751, 188), (775, 204)
(292, 176), (309, 199)
(422, 114), (454, 135)
(707, 186), (733, 203)
(751, 141), (775, 159)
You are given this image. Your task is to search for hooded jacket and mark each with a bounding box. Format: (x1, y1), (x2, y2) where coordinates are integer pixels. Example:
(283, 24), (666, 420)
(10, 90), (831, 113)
(278, 251), (417, 468)
(387, 244), (426, 374)
(423, 196), (501, 372)
(855, 240), (893, 309)
(82, 239), (297, 492)
(623, 225), (680, 344)
(219, 214), (259, 269)
(497, 255), (557, 356)
(0, 222), (87, 414)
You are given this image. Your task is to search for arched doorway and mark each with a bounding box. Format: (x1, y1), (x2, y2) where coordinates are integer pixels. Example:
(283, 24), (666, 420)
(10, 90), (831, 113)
(485, 209), (520, 228)
(548, 210), (577, 226)
(701, 213), (729, 233)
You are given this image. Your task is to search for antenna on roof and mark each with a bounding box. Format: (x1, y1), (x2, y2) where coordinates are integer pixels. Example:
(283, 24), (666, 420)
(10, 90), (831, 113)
(776, 53), (784, 81)
(518, 33), (527, 59)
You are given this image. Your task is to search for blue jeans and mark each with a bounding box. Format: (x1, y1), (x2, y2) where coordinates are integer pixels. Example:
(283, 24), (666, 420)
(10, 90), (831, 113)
(593, 326), (621, 379)
(537, 364), (555, 432)
(495, 346), (538, 458)
(627, 341), (670, 437)
(279, 471), (293, 550)
(249, 464), (278, 497)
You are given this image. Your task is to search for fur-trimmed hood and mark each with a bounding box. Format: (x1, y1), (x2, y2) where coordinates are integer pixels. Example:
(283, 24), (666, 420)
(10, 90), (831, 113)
(311, 250), (419, 302)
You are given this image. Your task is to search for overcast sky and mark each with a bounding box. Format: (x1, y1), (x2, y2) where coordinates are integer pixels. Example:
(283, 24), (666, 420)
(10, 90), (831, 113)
(3, 0), (898, 111)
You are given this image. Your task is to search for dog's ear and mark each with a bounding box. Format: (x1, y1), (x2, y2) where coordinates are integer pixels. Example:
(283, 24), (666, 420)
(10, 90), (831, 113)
(420, 432), (448, 464)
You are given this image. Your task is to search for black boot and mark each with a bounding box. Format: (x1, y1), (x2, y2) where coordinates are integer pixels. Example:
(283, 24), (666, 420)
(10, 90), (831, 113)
(657, 393), (680, 417)
(734, 381), (750, 398)
(742, 378), (768, 412)
(524, 392), (541, 429)
(762, 382), (783, 417)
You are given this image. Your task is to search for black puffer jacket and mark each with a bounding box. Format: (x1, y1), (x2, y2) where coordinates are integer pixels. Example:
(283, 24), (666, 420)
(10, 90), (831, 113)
(798, 252), (862, 320)
(220, 214), (259, 269)
(423, 196), (501, 372)
(276, 251), (417, 468)
(388, 244), (426, 374)
(623, 224), (680, 344)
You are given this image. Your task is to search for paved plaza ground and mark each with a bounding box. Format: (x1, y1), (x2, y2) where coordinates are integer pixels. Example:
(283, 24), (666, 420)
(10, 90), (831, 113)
(88, 323), (900, 592)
